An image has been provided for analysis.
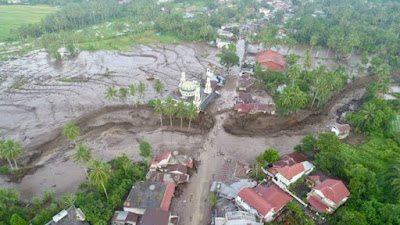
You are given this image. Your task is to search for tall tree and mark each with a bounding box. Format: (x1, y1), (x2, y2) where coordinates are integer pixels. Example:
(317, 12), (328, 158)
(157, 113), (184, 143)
(105, 87), (117, 101)
(153, 79), (164, 96)
(62, 122), (80, 145)
(118, 87), (129, 102)
(163, 96), (176, 127)
(176, 101), (187, 128)
(128, 84), (136, 98)
(72, 143), (92, 176)
(220, 52), (239, 73)
(88, 159), (111, 199)
(138, 82), (146, 100)
(186, 102), (198, 129)
(304, 49), (312, 70)
(287, 64), (301, 87)
(150, 99), (164, 127)
(276, 86), (308, 115)
(0, 140), (24, 169)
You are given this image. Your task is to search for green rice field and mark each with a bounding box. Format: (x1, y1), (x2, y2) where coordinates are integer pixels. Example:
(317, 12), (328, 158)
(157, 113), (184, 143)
(0, 5), (57, 41)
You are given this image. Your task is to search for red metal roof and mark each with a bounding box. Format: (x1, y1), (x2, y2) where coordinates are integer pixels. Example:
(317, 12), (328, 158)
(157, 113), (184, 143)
(238, 185), (292, 216)
(255, 50), (285, 71)
(314, 179), (350, 203)
(160, 182), (175, 211)
(308, 196), (329, 213)
(254, 185), (293, 212)
(238, 187), (273, 216)
(154, 152), (171, 162)
(234, 103), (255, 113)
(275, 163), (305, 180)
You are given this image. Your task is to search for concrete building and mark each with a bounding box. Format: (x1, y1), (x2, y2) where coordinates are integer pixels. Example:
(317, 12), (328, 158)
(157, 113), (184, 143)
(307, 179), (350, 214)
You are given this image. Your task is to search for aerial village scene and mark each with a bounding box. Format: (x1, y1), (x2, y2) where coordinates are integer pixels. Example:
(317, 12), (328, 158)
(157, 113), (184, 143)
(0, 0), (400, 224)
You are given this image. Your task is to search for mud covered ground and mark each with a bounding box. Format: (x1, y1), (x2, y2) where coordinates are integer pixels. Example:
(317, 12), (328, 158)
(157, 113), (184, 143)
(223, 75), (379, 137)
(0, 41), (395, 225)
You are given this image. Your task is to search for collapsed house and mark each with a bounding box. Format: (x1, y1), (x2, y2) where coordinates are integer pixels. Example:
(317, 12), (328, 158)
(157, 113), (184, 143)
(123, 181), (175, 214)
(45, 206), (88, 225)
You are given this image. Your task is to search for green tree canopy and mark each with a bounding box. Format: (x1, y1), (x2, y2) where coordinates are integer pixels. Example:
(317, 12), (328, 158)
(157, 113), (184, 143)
(139, 141), (151, 158)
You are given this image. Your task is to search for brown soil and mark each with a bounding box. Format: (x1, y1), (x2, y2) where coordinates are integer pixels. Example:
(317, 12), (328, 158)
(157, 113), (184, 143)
(224, 75), (378, 136)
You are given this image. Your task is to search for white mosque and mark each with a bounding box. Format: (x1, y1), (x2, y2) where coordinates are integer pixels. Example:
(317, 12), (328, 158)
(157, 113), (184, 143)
(176, 66), (218, 111)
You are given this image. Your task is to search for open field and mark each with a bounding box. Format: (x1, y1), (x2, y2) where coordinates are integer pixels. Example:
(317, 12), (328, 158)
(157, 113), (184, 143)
(0, 5), (57, 41)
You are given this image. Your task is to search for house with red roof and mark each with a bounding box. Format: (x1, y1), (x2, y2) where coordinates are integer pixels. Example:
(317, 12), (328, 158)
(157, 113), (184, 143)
(265, 160), (315, 187)
(255, 50), (285, 71)
(307, 179), (350, 214)
(235, 184), (293, 222)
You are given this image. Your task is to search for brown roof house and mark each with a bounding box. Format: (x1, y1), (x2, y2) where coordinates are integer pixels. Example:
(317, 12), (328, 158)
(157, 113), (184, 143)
(140, 208), (179, 225)
(255, 50), (285, 71)
(307, 179), (350, 214)
(111, 211), (140, 225)
(123, 181), (175, 215)
(235, 184), (293, 222)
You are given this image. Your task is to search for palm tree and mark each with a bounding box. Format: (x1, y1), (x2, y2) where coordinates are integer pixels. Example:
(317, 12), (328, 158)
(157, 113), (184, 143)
(72, 143), (92, 176)
(287, 65), (301, 87)
(186, 102), (198, 129)
(118, 87), (129, 102)
(88, 159), (111, 199)
(163, 96), (176, 127)
(138, 82), (146, 100)
(105, 87), (117, 101)
(153, 79), (164, 96)
(62, 122), (80, 145)
(360, 103), (376, 131)
(176, 101), (187, 128)
(389, 161), (400, 198)
(1, 140), (24, 169)
(151, 99), (164, 127)
(129, 84), (136, 99)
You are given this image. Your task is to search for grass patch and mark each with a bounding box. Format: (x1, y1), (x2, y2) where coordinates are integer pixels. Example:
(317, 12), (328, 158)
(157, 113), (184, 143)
(57, 77), (89, 83)
(8, 76), (28, 90)
(78, 30), (179, 51)
(0, 5), (57, 41)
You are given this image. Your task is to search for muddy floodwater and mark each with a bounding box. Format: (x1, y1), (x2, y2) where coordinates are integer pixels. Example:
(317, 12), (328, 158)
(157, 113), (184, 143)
(0, 42), (379, 225)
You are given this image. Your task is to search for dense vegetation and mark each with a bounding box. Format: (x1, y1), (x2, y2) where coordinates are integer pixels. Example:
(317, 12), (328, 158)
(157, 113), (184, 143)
(0, 155), (146, 225)
(286, 0), (400, 66)
(296, 86), (400, 224)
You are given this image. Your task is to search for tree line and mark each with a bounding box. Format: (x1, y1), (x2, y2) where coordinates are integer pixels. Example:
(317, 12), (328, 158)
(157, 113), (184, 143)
(287, 0), (400, 66)
(149, 97), (198, 129)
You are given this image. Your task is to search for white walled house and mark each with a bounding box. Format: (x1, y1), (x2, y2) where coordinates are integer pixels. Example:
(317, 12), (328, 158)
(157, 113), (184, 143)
(307, 179), (350, 214)
(266, 161), (315, 187)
